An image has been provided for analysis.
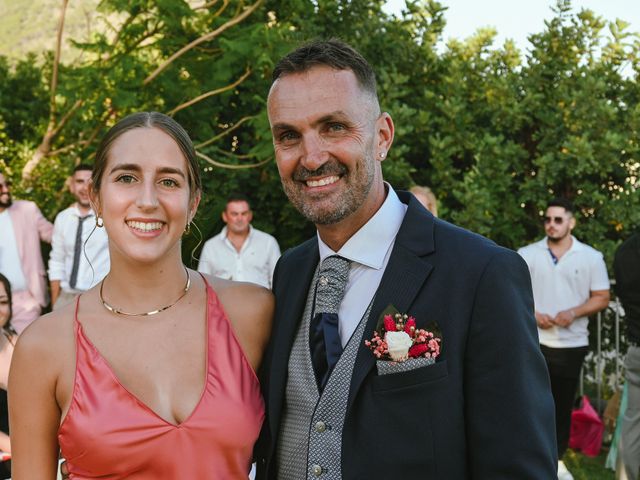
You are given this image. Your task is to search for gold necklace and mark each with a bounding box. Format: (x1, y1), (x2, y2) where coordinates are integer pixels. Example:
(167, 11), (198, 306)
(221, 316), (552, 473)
(99, 266), (191, 317)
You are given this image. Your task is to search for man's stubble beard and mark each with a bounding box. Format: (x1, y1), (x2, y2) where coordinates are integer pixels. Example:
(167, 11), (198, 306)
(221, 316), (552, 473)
(0, 195), (12, 209)
(282, 155), (376, 226)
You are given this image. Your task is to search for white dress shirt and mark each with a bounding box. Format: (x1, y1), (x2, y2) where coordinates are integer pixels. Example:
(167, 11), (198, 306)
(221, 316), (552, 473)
(197, 225), (281, 289)
(318, 185), (407, 347)
(48, 204), (110, 294)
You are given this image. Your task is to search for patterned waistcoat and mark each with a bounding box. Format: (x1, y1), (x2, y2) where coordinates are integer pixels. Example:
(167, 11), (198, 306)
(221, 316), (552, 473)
(276, 266), (372, 480)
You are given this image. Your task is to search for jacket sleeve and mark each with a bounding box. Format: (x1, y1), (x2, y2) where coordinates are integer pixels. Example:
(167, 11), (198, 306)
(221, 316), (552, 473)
(466, 249), (557, 479)
(35, 203), (53, 243)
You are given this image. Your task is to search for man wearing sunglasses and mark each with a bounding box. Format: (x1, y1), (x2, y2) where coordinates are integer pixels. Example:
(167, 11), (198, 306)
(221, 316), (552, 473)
(518, 197), (610, 480)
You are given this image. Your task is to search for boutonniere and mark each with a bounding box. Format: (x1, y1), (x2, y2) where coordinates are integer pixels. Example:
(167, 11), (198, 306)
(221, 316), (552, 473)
(365, 305), (442, 362)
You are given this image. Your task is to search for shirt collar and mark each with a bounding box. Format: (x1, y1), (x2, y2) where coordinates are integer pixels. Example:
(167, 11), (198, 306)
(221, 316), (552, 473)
(318, 184), (407, 270)
(538, 235), (583, 252)
(72, 203), (94, 217)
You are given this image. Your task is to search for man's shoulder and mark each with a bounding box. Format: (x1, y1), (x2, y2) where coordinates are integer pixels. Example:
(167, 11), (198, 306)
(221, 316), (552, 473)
(517, 239), (546, 256)
(10, 199), (39, 214)
(615, 232), (640, 262)
(432, 217), (505, 258)
(572, 237), (604, 259)
(202, 230), (226, 248)
(53, 205), (75, 224)
(251, 227), (278, 243)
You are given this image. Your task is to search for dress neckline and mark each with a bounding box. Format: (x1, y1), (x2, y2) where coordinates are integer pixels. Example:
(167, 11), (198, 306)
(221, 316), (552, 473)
(72, 274), (211, 428)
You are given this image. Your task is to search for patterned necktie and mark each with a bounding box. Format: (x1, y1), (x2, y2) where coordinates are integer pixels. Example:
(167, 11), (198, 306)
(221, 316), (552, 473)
(69, 215), (90, 289)
(309, 255), (351, 390)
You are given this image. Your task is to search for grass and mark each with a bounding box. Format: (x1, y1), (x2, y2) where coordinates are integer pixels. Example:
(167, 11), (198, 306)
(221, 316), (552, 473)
(564, 448), (616, 480)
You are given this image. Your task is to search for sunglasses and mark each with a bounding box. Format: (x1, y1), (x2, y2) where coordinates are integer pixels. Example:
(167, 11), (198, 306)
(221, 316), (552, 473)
(543, 216), (565, 225)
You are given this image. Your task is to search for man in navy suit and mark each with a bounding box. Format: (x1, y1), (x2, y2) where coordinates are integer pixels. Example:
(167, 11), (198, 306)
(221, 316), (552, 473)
(255, 39), (557, 479)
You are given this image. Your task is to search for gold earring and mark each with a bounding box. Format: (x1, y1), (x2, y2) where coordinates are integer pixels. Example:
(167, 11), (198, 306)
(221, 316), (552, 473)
(184, 222), (191, 235)
(96, 216), (104, 228)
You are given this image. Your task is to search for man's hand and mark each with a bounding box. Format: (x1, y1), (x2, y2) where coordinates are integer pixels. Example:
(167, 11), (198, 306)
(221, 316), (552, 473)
(535, 312), (554, 329)
(553, 309), (576, 327)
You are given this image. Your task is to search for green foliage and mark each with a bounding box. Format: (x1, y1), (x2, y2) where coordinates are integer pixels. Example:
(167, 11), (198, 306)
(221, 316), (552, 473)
(0, 0), (639, 262)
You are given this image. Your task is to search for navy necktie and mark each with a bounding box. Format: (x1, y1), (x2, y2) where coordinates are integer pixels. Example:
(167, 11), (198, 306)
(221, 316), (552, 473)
(309, 255), (351, 390)
(69, 215), (90, 289)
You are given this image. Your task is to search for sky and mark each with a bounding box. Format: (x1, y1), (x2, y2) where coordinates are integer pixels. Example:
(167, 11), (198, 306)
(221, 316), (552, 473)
(383, 0), (640, 53)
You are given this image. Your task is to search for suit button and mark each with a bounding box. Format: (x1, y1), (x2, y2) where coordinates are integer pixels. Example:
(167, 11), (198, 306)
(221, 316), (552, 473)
(311, 464), (323, 476)
(314, 421), (326, 432)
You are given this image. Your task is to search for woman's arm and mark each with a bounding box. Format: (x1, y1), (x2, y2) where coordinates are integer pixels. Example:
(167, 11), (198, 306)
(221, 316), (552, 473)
(9, 321), (62, 479)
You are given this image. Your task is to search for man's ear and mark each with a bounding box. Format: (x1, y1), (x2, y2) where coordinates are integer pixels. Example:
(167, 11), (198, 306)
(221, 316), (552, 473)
(376, 112), (394, 161)
(569, 216), (576, 230)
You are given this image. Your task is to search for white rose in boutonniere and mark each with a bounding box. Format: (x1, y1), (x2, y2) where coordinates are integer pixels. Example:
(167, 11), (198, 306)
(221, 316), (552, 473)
(385, 331), (413, 361)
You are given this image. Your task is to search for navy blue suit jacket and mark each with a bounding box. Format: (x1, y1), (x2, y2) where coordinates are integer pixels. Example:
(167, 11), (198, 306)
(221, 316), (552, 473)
(255, 191), (557, 479)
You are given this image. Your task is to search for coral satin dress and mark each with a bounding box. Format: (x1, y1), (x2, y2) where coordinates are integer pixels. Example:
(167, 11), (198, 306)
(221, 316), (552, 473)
(58, 278), (264, 479)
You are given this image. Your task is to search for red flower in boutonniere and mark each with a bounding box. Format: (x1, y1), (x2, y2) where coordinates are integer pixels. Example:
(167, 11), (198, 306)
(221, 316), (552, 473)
(365, 308), (441, 362)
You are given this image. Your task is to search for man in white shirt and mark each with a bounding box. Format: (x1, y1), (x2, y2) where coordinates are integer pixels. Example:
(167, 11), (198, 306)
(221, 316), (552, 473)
(198, 194), (280, 288)
(0, 171), (53, 333)
(518, 197), (610, 480)
(48, 164), (110, 309)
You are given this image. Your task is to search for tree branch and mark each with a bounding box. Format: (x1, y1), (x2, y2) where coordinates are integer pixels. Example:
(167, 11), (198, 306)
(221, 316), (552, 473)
(143, 0), (261, 85)
(50, 0), (70, 122)
(50, 100), (84, 139)
(195, 115), (256, 149)
(167, 68), (251, 116)
(196, 151), (271, 169)
(48, 107), (114, 156)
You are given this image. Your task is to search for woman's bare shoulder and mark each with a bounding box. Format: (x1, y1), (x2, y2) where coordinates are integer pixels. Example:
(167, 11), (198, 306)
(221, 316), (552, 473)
(206, 275), (273, 313)
(15, 305), (75, 359)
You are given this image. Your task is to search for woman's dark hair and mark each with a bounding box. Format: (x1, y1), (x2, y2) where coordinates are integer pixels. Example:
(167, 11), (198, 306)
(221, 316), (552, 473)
(0, 273), (15, 337)
(91, 112), (202, 201)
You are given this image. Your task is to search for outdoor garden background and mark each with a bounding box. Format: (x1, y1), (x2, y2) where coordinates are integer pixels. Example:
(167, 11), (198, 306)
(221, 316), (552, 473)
(1, 1), (639, 477)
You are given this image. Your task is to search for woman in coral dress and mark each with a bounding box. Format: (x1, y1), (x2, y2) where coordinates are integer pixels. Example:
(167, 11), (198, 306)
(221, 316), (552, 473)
(9, 112), (273, 479)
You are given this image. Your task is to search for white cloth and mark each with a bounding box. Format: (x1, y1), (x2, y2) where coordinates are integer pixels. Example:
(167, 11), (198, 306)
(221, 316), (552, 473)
(518, 236), (610, 348)
(197, 225), (280, 289)
(48, 205), (110, 294)
(318, 185), (407, 347)
(0, 210), (27, 291)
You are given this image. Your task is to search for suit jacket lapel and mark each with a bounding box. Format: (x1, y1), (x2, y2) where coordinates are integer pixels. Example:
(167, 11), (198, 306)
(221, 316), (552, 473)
(348, 192), (436, 409)
(268, 239), (319, 437)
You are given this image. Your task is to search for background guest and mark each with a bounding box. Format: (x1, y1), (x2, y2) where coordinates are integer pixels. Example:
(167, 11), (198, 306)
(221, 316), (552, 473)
(0, 171), (52, 334)
(198, 194), (280, 288)
(49, 164), (110, 309)
(409, 185), (438, 217)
